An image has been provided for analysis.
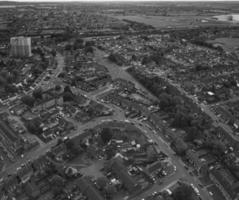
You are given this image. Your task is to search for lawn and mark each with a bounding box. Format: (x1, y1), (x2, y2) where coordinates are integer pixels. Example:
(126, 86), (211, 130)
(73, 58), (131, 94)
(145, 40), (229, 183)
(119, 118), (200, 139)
(207, 37), (239, 51)
(79, 160), (105, 179)
(113, 15), (220, 29)
(199, 175), (213, 186)
(207, 185), (226, 200)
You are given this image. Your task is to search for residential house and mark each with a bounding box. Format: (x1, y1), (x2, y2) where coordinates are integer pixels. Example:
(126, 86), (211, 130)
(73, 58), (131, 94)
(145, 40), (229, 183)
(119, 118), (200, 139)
(110, 156), (139, 191)
(77, 177), (104, 200)
(210, 167), (239, 200)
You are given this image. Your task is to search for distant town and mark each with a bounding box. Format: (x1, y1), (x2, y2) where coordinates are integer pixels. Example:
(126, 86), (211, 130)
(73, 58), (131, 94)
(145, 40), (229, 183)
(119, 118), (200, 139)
(0, 1), (239, 200)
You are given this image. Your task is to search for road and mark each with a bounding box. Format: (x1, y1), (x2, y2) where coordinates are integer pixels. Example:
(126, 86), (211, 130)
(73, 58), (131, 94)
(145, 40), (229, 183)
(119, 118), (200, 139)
(38, 52), (64, 90)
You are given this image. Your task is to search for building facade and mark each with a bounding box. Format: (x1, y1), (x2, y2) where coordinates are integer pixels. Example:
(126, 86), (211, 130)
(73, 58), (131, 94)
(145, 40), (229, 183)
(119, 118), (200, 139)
(10, 36), (32, 57)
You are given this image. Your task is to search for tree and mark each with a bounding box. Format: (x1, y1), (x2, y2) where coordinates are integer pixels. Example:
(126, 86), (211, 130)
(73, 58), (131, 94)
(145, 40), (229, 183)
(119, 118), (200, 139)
(21, 95), (35, 107)
(65, 139), (82, 155)
(195, 64), (209, 71)
(131, 54), (137, 61)
(84, 46), (94, 54)
(50, 175), (65, 196)
(185, 127), (200, 142)
(32, 88), (43, 99)
(25, 119), (42, 135)
(4, 84), (17, 93)
(76, 38), (84, 45)
(0, 70), (8, 78)
(6, 74), (14, 83)
(51, 50), (56, 57)
(172, 138), (188, 156)
(151, 51), (164, 65)
(64, 85), (73, 93)
(172, 95), (183, 105)
(202, 140), (225, 158)
(0, 75), (6, 86)
(64, 44), (72, 51)
(96, 177), (108, 190)
(40, 62), (48, 70)
(100, 128), (113, 144)
(32, 67), (42, 77)
(0, 60), (6, 68)
(32, 47), (43, 55)
(172, 184), (194, 200)
(12, 69), (19, 79)
(58, 72), (66, 78)
(105, 145), (117, 160)
(109, 53), (125, 66)
(171, 111), (191, 128)
(73, 38), (84, 49)
(85, 40), (95, 47)
(211, 142), (226, 157)
(108, 53), (117, 63)
(141, 56), (151, 65)
(159, 93), (173, 110)
(55, 85), (62, 91)
(105, 184), (117, 198)
(63, 91), (74, 102)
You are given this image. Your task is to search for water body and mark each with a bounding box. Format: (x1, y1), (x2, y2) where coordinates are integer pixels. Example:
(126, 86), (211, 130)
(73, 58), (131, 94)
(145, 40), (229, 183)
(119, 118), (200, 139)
(0, 5), (16, 8)
(213, 14), (239, 22)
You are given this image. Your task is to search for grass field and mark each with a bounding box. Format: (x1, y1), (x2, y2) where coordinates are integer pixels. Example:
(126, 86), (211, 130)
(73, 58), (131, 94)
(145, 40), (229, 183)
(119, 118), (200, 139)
(112, 15), (226, 29)
(207, 37), (239, 51)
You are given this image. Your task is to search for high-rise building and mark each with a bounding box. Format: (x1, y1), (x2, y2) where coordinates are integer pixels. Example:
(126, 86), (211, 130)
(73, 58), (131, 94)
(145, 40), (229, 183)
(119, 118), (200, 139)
(10, 36), (32, 57)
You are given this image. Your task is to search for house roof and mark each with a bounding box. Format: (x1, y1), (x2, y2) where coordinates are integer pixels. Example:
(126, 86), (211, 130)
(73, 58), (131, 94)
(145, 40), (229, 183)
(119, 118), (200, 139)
(111, 157), (137, 191)
(3, 175), (18, 192)
(185, 150), (203, 169)
(147, 160), (162, 173)
(211, 167), (239, 199)
(0, 120), (18, 142)
(51, 143), (67, 155)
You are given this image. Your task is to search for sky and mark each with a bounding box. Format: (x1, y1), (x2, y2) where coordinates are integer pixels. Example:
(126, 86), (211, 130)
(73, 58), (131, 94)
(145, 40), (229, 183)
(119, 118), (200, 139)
(4, 0), (239, 2)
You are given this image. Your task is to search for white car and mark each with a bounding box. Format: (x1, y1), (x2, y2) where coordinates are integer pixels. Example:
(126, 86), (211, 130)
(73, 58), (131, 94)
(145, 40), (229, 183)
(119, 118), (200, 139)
(190, 184), (200, 195)
(165, 189), (172, 195)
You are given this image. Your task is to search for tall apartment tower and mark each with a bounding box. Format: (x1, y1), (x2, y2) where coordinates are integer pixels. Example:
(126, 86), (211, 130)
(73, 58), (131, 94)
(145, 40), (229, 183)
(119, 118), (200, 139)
(10, 36), (32, 57)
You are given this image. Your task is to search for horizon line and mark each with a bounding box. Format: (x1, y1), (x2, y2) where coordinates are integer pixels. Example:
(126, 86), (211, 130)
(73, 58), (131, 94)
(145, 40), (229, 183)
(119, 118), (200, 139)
(3, 0), (239, 2)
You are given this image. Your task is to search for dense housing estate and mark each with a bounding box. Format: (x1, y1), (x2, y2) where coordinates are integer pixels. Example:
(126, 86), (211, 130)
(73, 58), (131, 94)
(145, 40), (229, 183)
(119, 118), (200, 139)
(0, 1), (239, 200)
